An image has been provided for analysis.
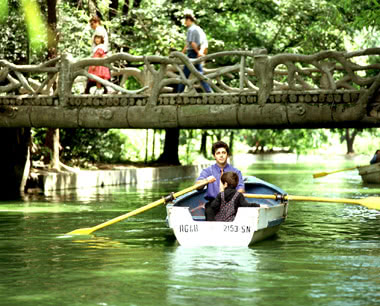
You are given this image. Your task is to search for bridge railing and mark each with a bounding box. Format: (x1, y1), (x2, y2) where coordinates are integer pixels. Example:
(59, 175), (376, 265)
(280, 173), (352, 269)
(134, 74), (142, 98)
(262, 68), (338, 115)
(61, 49), (268, 106)
(0, 57), (59, 96)
(1, 48), (380, 107)
(256, 48), (380, 106)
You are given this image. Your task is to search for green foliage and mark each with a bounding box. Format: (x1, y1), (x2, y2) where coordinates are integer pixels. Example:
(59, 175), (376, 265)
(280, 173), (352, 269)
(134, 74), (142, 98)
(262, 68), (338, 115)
(57, 1), (93, 58)
(0, 0), (28, 62)
(21, 0), (47, 52)
(0, 0), (9, 23)
(32, 128), (130, 165)
(0, 0), (47, 61)
(59, 128), (128, 164)
(242, 129), (329, 154)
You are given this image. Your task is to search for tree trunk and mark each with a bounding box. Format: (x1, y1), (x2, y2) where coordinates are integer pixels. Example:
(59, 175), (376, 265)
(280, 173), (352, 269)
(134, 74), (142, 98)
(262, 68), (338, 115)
(151, 129), (156, 161)
(45, 128), (60, 170)
(345, 128), (358, 154)
(47, 0), (58, 60)
(46, 0), (60, 170)
(200, 131), (208, 158)
(156, 129), (180, 165)
(229, 130), (234, 155)
(88, 0), (98, 16)
(145, 129), (149, 163)
(0, 128), (31, 199)
(186, 130), (193, 163)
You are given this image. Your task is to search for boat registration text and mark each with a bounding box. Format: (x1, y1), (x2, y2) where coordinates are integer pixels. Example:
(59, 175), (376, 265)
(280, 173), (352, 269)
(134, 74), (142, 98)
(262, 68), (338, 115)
(178, 224), (251, 233)
(224, 225), (251, 233)
(179, 224), (199, 232)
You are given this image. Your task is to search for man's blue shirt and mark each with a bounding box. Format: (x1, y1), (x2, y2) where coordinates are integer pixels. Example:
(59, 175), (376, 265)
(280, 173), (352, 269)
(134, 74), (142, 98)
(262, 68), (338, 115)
(197, 163), (244, 200)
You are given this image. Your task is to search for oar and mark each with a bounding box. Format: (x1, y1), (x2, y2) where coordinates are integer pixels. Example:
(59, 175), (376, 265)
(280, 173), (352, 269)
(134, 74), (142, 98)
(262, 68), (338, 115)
(66, 177), (214, 235)
(244, 193), (380, 210)
(312, 166), (359, 178)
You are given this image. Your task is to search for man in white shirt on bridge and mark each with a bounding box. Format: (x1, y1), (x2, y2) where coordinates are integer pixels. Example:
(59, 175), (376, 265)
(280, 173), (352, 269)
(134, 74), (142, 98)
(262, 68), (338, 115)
(177, 13), (212, 93)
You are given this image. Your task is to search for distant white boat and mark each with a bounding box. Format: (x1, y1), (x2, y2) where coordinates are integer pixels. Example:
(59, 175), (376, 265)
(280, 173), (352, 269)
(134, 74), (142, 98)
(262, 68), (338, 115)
(358, 163), (380, 184)
(166, 176), (288, 247)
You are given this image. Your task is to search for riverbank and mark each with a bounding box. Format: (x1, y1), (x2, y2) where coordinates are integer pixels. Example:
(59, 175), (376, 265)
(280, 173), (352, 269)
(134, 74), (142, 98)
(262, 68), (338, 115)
(26, 163), (211, 194)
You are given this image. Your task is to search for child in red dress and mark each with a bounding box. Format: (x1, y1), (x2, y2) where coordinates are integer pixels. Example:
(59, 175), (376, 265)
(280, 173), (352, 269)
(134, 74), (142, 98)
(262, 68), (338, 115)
(85, 34), (110, 94)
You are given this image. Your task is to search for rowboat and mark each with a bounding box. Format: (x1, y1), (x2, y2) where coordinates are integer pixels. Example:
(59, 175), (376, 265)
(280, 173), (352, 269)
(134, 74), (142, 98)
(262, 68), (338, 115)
(357, 163), (380, 184)
(166, 176), (288, 247)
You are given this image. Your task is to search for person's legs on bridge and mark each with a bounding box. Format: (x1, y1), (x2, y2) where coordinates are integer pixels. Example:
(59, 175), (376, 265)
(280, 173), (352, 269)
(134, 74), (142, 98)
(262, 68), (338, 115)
(177, 50), (212, 93)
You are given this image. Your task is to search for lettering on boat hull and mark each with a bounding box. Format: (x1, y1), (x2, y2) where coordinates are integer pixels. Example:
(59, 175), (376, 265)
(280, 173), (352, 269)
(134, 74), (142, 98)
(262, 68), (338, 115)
(224, 225), (251, 233)
(179, 224), (199, 233)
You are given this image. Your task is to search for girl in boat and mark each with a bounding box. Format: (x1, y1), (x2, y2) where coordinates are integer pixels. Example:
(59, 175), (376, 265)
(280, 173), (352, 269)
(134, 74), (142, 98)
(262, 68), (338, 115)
(85, 31), (110, 94)
(206, 171), (260, 222)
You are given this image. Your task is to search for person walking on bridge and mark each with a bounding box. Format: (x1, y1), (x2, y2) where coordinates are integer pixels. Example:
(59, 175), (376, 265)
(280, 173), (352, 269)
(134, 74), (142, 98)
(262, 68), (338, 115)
(177, 13), (212, 93)
(89, 16), (109, 53)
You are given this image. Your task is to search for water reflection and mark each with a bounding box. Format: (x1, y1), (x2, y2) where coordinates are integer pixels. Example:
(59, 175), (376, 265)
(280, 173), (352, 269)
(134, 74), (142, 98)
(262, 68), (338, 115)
(166, 246), (260, 305)
(1, 155), (379, 306)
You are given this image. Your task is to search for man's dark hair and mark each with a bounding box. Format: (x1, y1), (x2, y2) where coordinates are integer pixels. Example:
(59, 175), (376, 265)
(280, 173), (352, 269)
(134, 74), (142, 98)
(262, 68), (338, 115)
(221, 172), (238, 189)
(184, 13), (196, 22)
(90, 16), (101, 24)
(212, 141), (230, 155)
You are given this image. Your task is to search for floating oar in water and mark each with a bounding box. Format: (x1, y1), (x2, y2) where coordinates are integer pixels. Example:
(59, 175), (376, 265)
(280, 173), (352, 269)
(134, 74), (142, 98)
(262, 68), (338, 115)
(244, 193), (380, 210)
(66, 177), (215, 235)
(312, 166), (364, 178)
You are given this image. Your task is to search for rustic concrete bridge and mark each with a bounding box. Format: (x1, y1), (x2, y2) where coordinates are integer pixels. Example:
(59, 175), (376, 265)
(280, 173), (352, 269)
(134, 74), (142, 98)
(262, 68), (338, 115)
(2, 48), (380, 129)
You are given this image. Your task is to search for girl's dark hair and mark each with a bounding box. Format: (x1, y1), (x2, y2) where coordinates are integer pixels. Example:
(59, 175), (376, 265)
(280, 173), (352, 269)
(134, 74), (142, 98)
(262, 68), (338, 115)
(94, 35), (104, 44)
(221, 172), (238, 188)
(212, 141), (230, 155)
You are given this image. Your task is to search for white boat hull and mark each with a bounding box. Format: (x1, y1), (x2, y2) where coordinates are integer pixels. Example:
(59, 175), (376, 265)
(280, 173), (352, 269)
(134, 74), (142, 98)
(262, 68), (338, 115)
(167, 204), (287, 247)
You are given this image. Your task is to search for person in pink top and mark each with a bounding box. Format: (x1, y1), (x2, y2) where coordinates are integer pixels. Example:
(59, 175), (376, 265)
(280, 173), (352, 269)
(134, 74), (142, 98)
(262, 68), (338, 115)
(85, 33), (110, 94)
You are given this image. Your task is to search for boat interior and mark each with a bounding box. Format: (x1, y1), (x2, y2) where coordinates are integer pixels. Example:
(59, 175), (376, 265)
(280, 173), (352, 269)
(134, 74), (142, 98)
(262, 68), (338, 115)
(173, 176), (286, 221)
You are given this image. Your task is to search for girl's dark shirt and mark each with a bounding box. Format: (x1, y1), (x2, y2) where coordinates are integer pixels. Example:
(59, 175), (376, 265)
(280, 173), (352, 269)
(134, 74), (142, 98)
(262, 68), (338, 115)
(209, 186), (260, 214)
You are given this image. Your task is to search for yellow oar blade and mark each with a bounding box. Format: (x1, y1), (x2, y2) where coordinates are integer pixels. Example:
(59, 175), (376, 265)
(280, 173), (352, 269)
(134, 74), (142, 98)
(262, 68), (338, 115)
(312, 166), (359, 179)
(66, 227), (95, 235)
(358, 197), (380, 210)
(65, 177), (214, 236)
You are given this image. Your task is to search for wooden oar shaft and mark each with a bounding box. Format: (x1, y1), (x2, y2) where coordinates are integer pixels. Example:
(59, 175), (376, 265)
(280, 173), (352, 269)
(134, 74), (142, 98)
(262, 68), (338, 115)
(244, 193), (366, 206)
(286, 195), (361, 205)
(90, 180), (209, 232)
(313, 165), (367, 178)
(90, 198), (166, 232)
(66, 178), (212, 235)
(244, 193), (374, 209)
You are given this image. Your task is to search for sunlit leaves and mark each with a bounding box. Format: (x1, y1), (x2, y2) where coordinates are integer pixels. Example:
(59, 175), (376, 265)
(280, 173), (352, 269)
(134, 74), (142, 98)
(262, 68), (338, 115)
(0, 0), (8, 23)
(20, 0), (47, 52)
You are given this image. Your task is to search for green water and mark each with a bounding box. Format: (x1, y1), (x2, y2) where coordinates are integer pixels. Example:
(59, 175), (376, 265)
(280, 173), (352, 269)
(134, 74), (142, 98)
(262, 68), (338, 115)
(0, 156), (379, 306)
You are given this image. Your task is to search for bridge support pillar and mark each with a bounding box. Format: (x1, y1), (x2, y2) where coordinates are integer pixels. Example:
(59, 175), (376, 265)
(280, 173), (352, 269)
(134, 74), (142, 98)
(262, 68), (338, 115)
(254, 54), (273, 105)
(58, 54), (73, 107)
